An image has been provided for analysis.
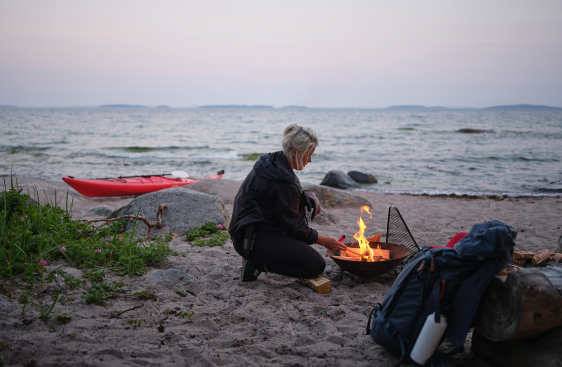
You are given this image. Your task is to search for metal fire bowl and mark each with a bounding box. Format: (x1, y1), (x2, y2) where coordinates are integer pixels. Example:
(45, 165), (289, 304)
(327, 242), (411, 278)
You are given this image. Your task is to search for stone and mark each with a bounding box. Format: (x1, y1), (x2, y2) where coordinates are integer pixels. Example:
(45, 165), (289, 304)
(457, 128), (495, 134)
(150, 269), (193, 289)
(347, 171), (378, 184)
(302, 184), (371, 208)
(116, 188), (230, 238)
(0, 296), (11, 313)
(186, 179), (242, 205)
(319, 170), (360, 190)
(85, 205), (114, 218)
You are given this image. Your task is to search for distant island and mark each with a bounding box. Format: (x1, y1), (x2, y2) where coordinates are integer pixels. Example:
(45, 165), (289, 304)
(282, 106), (308, 109)
(99, 104), (146, 108)
(0, 105), (17, 108)
(387, 105), (427, 110)
(156, 105), (171, 108)
(198, 105), (274, 109)
(386, 104), (561, 110)
(482, 104), (562, 110)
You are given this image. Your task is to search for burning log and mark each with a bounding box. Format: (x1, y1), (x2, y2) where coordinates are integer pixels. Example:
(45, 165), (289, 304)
(474, 267), (562, 342)
(297, 276), (332, 294)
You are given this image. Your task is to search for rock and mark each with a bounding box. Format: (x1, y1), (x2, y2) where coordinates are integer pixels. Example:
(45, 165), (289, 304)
(320, 170), (360, 190)
(186, 179), (242, 205)
(0, 296), (10, 313)
(347, 171), (378, 184)
(310, 210), (340, 226)
(150, 269), (193, 289)
(302, 184), (372, 208)
(84, 205), (114, 218)
(117, 188), (230, 237)
(457, 128), (494, 134)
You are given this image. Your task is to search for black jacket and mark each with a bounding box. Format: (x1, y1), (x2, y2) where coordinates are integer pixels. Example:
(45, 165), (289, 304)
(229, 151), (319, 245)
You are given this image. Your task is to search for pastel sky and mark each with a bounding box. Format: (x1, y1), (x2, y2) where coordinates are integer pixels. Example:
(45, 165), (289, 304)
(1, 0), (561, 108)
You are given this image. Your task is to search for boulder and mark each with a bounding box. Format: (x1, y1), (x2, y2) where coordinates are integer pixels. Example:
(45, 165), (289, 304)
(347, 171), (378, 184)
(186, 179), (242, 205)
(114, 188), (230, 238)
(320, 170), (360, 190)
(150, 269), (193, 289)
(83, 205), (114, 218)
(302, 184), (371, 208)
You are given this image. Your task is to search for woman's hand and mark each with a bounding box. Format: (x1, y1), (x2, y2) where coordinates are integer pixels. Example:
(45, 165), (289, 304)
(316, 234), (347, 251)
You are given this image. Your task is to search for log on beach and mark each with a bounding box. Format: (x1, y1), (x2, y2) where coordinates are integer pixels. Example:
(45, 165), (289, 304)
(474, 267), (562, 342)
(472, 327), (562, 367)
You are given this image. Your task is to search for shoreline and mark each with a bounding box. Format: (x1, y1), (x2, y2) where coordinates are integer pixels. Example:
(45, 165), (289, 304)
(1, 176), (561, 366)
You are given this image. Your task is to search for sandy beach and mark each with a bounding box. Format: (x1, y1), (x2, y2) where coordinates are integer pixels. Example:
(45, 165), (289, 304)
(1, 177), (561, 366)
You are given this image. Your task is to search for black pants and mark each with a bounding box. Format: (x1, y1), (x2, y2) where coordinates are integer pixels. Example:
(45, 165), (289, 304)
(234, 230), (326, 279)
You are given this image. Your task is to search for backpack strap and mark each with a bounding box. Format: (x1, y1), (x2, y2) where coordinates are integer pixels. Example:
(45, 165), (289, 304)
(365, 303), (381, 335)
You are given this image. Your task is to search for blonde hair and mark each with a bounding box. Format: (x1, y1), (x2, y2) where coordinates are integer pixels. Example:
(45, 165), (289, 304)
(282, 124), (319, 170)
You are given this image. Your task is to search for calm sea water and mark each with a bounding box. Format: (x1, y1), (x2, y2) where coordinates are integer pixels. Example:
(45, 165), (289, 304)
(1, 108), (561, 197)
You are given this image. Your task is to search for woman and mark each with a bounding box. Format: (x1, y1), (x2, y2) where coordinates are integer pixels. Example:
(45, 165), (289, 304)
(229, 124), (347, 282)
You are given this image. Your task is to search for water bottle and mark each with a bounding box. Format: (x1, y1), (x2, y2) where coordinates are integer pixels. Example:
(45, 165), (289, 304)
(410, 313), (448, 365)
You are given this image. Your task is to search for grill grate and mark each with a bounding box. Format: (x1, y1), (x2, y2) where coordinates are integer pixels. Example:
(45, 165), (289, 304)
(385, 206), (420, 263)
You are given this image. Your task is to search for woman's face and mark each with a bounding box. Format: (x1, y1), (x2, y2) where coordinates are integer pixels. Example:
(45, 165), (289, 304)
(292, 147), (316, 170)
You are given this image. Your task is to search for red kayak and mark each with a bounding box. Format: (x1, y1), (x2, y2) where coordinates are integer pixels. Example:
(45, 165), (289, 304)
(62, 171), (224, 198)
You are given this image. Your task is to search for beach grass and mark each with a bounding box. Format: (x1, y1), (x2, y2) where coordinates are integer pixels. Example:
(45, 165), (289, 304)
(0, 176), (174, 284)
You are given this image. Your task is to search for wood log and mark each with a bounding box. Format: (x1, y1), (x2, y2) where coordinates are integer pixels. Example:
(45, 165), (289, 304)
(513, 248), (534, 260)
(550, 253), (562, 262)
(472, 327), (562, 367)
(474, 267), (562, 342)
(533, 249), (551, 266)
(297, 276), (331, 294)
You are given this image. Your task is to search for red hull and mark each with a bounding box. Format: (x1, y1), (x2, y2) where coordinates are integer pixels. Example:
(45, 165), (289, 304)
(62, 174), (223, 198)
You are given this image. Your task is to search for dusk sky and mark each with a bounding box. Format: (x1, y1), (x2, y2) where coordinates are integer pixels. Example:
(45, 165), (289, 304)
(1, 0), (561, 108)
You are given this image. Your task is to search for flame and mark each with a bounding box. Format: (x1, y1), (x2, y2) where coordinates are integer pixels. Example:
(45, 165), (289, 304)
(351, 206), (386, 262)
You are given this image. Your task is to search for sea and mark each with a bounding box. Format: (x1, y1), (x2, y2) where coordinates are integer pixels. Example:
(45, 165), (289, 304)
(1, 107), (561, 197)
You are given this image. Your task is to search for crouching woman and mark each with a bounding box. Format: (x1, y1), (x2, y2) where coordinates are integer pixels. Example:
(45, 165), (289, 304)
(229, 124), (347, 282)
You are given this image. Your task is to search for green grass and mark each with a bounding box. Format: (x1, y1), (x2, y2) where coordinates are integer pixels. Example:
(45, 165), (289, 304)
(1, 176), (174, 283)
(185, 222), (229, 247)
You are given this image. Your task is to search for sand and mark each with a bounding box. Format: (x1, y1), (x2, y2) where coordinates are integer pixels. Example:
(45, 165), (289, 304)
(1, 177), (561, 366)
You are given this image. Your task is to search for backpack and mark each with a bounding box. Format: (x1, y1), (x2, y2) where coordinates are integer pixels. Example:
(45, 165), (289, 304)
(366, 220), (517, 366)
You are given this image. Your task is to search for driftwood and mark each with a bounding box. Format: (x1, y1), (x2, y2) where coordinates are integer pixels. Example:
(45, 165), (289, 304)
(472, 327), (562, 367)
(83, 204), (166, 239)
(474, 267), (562, 342)
(532, 249), (551, 266)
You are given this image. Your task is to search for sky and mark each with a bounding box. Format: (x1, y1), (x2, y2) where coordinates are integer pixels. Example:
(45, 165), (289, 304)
(1, 0), (561, 108)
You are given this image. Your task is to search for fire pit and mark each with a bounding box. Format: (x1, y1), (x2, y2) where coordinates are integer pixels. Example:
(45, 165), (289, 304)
(327, 241), (410, 278)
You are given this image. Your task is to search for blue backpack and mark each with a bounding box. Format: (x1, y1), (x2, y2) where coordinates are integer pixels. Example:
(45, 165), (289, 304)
(367, 220), (517, 366)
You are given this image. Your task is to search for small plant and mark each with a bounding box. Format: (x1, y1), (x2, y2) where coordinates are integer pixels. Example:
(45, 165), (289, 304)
(85, 269), (105, 283)
(180, 311), (194, 320)
(185, 222), (221, 241)
(38, 290), (60, 321)
(133, 290), (155, 300)
(64, 275), (86, 290)
(162, 309), (173, 315)
(0, 340), (8, 351)
(47, 268), (67, 283)
(19, 291), (37, 318)
(192, 231), (229, 247)
(55, 313), (72, 325)
(123, 319), (142, 329)
(82, 281), (124, 305)
(175, 290), (187, 297)
(165, 232), (174, 242)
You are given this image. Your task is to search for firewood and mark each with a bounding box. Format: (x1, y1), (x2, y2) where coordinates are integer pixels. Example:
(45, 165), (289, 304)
(497, 264), (522, 276)
(532, 249), (551, 266)
(513, 258), (527, 266)
(475, 267), (562, 342)
(297, 276), (332, 294)
(550, 253), (562, 262)
(513, 248), (534, 260)
(332, 256), (359, 261)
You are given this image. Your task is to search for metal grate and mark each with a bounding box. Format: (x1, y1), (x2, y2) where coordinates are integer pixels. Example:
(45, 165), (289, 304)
(386, 206), (421, 263)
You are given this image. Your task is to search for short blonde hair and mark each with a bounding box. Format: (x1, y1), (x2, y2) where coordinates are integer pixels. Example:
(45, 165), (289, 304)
(282, 124), (319, 170)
